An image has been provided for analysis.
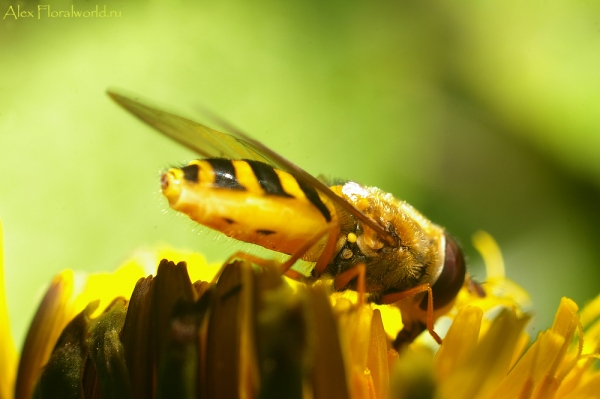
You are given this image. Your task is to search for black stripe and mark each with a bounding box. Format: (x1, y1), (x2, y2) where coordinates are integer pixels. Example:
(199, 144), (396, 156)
(297, 179), (332, 222)
(256, 229), (276, 235)
(246, 160), (293, 198)
(207, 159), (245, 190)
(182, 164), (199, 183)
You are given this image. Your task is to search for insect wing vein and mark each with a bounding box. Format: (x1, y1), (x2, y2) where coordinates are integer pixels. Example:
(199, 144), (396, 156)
(108, 90), (271, 163)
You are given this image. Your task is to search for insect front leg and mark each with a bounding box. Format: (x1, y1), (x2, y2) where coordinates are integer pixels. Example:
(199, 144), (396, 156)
(380, 284), (442, 350)
(279, 223), (340, 276)
(216, 224), (341, 286)
(333, 263), (366, 306)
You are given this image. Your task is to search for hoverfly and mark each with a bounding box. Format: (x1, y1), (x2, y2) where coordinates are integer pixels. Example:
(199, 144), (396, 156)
(108, 90), (467, 349)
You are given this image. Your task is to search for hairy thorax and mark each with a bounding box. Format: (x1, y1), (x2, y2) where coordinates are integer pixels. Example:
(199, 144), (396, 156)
(325, 182), (446, 302)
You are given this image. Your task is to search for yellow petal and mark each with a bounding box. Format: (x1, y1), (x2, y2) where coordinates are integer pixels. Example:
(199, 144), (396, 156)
(309, 285), (350, 399)
(69, 261), (146, 320)
(560, 372), (600, 399)
(334, 298), (372, 373)
(434, 305), (483, 381)
(390, 346), (436, 399)
(488, 298), (582, 399)
(577, 292), (600, 355)
(154, 247), (218, 283)
(472, 231), (505, 279)
(15, 270), (74, 399)
(579, 292), (600, 330)
(0, 221), (17, 399)
(438, 308), (529, 399)
(555, 360), (593, 399)
(366, 310), (390, 399)
(531, 298), (580, 399)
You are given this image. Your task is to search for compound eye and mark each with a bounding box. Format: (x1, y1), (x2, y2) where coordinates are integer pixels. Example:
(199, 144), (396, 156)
(420, 233), (466, 310)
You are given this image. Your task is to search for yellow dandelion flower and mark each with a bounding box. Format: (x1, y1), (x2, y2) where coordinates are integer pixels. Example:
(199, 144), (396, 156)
(430, 231), (600, 399)
(2, 220), (600, 399)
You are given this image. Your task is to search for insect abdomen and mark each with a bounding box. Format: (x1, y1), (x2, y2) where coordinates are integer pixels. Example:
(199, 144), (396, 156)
(161, 159), (333, 256)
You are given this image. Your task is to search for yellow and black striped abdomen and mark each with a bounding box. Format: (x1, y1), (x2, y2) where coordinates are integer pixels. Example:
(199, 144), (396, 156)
(161, 158), (334, 257)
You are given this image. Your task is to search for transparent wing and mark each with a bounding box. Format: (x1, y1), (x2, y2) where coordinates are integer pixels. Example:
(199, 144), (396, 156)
(107, 89), (396, 246)
(108, 90), (270, 162)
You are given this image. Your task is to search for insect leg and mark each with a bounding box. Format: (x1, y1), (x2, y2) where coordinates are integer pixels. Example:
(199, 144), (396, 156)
(313, 223), (340, 276)
(212, 223), (338, 286)
(332, 263), (366, 306)
(380, 284), (442, 348)
(278, 224), (339, 275)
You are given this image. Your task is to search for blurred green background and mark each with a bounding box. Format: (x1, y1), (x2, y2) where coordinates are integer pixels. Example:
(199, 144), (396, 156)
(1, 0), (600, 348)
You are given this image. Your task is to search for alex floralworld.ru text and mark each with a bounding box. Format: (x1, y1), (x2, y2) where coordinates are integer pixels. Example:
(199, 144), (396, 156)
(3, 4), (121, 20)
